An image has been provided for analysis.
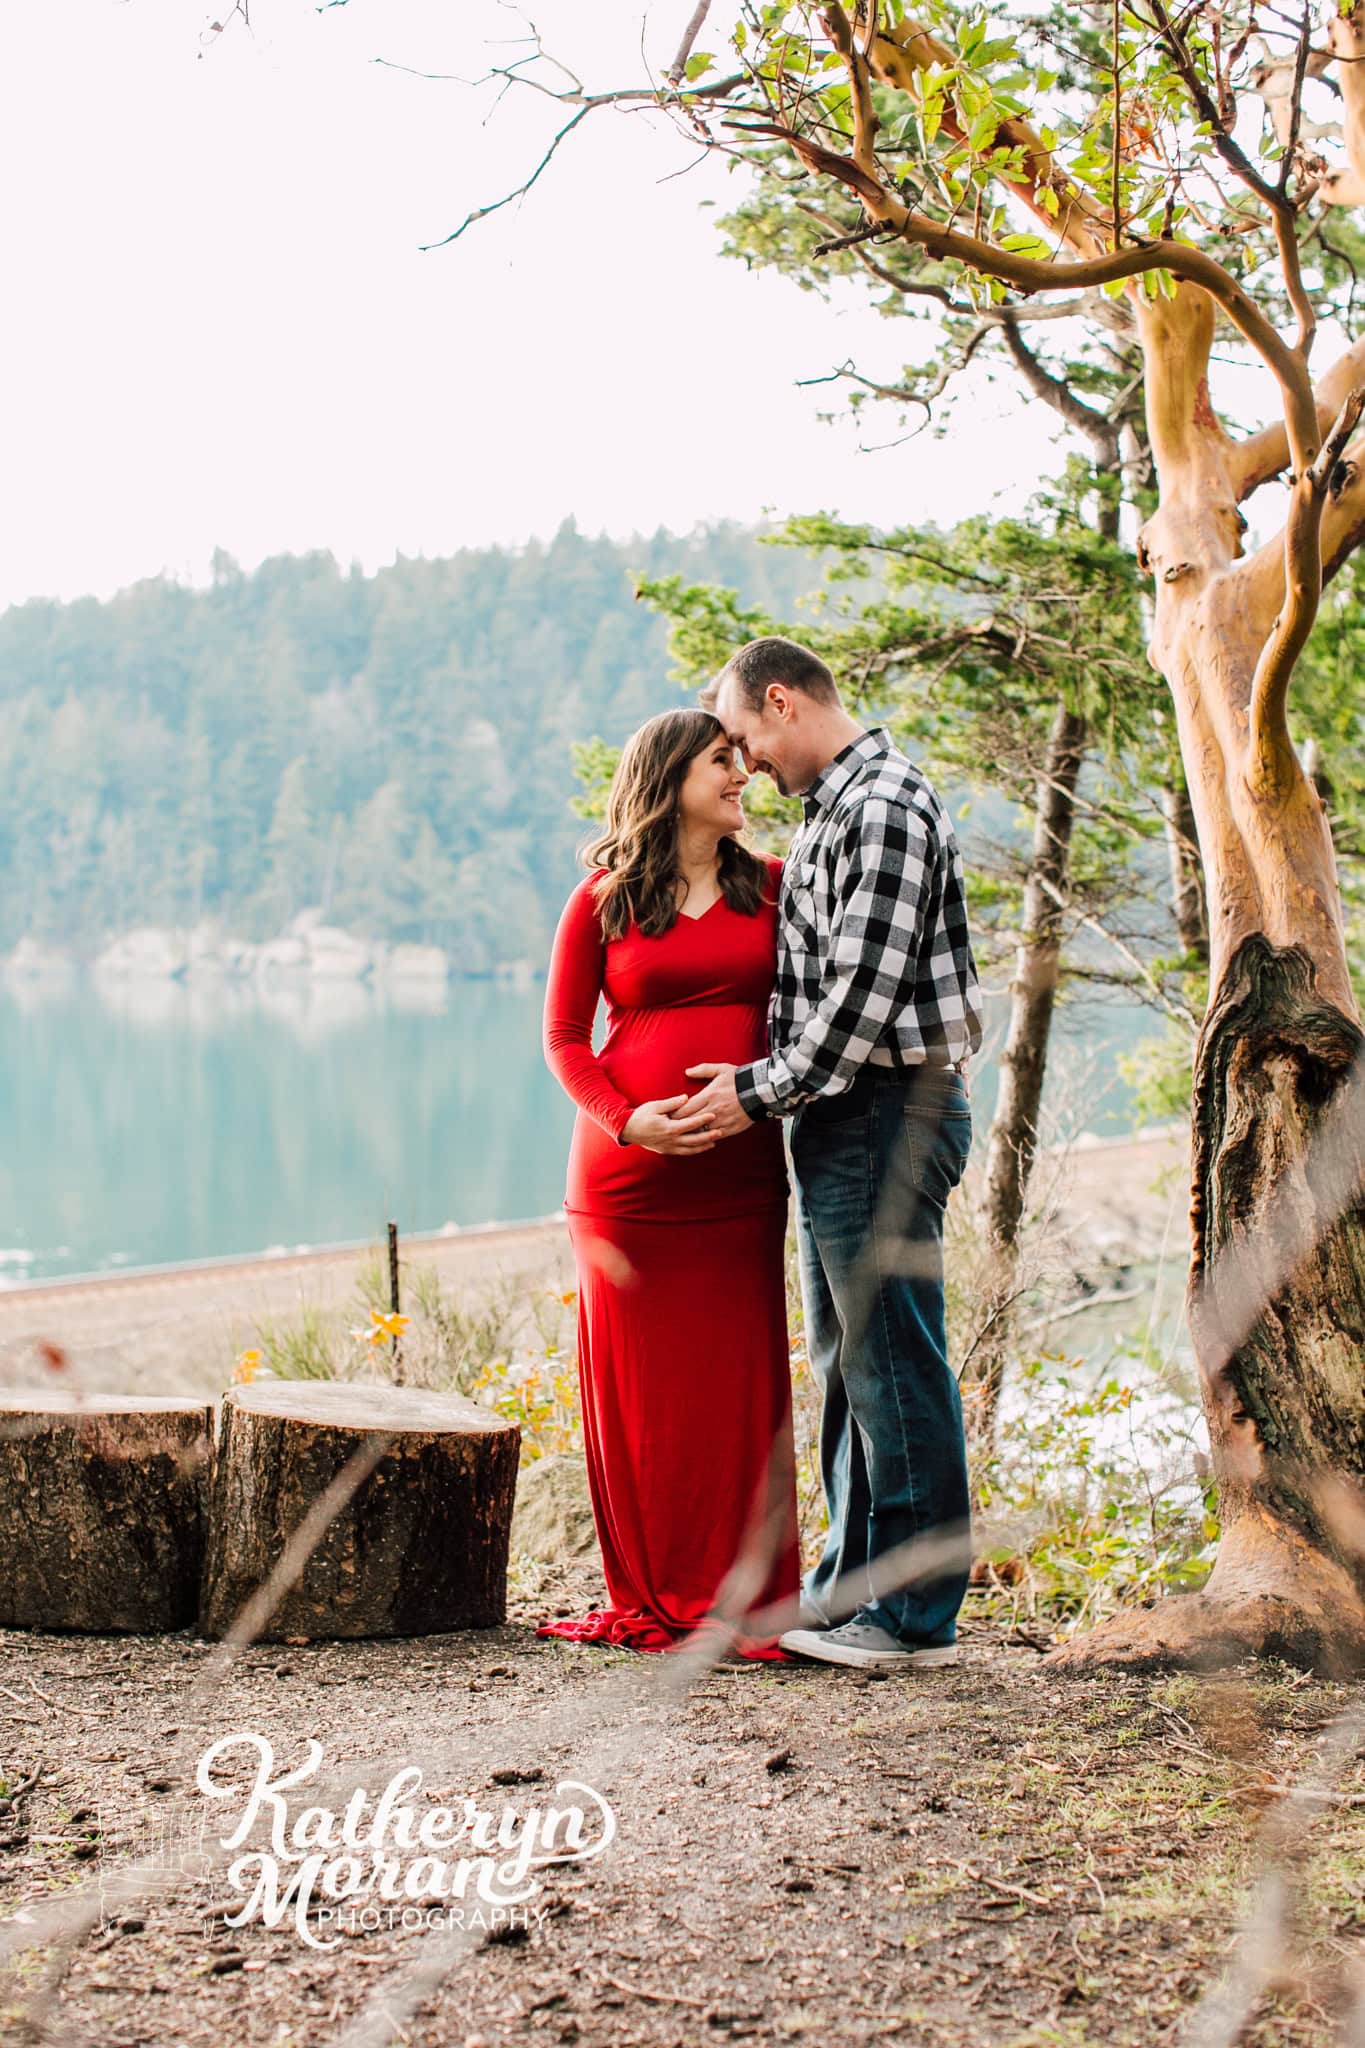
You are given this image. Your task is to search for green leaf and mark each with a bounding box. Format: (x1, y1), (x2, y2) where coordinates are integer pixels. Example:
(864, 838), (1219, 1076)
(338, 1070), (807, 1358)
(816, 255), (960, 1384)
(1000, 232), (1052, 258)
(684, 50), (714, 81)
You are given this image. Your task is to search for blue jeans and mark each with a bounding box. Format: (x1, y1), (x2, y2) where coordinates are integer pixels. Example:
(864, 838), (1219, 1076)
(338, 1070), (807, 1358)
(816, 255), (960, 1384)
(791, 1064), (972, 1647)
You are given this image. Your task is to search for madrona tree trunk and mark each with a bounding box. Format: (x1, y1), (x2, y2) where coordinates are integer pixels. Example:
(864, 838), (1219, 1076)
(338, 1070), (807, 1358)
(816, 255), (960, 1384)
(966, 698), (1088, 1441)
(1051, 283), (1365, 1673)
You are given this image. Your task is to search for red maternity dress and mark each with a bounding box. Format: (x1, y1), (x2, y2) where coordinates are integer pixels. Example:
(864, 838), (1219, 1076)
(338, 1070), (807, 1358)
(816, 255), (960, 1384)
(539, 859), (800, 1658)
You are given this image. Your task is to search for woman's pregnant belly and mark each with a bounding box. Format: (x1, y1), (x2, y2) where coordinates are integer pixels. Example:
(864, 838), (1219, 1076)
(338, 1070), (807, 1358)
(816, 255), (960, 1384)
(566, 1003), (788, 1221)
(599, 1002), (768, 1108)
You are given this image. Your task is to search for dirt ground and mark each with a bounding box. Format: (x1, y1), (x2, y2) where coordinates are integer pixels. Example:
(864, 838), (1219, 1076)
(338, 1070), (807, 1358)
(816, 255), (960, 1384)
(2, 1547), (1362, 2048)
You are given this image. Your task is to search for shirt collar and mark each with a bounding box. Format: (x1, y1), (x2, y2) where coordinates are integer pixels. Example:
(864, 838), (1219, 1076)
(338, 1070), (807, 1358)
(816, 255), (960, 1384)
(801, 726), (893, 822)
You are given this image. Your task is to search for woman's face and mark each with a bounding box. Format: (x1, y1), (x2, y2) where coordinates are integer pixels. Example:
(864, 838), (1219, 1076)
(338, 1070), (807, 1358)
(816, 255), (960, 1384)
(677, 734), (749, 838)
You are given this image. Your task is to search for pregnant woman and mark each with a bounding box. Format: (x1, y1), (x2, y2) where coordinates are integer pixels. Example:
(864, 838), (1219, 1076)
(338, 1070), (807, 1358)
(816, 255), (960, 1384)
(540, 707), (800, 1658)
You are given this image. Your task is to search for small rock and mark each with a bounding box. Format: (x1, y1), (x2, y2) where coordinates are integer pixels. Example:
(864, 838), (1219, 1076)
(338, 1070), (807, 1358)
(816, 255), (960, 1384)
(485, 1922), (530, 1947)
(764, 1749), (793, 1774)
(511, 1456), (598, 1564)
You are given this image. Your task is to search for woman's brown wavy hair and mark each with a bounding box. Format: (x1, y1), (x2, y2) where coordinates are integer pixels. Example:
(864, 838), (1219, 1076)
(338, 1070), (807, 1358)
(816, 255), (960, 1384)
(584, 708), (769, 941)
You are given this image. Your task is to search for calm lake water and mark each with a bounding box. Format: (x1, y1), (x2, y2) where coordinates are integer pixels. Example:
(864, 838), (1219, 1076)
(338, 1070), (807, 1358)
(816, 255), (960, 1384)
(0, 976), (1160, 1283)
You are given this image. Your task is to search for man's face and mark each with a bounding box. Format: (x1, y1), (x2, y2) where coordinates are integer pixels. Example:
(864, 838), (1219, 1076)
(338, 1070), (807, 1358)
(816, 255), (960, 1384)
(715, 679), (806, 798)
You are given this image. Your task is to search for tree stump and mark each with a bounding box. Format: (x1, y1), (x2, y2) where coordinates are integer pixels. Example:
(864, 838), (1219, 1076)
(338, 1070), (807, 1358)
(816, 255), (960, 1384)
(0, 1393), (213, 1632)
(198, 1381), (521, 1641)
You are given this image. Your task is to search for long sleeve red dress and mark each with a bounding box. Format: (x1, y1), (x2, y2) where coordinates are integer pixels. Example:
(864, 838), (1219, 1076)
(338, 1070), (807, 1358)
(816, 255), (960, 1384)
(539, 857), (800, 1657)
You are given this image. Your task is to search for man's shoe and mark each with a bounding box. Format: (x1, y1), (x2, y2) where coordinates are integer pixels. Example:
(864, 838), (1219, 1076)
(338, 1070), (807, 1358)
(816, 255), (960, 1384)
(776, 1620), (960, 1670)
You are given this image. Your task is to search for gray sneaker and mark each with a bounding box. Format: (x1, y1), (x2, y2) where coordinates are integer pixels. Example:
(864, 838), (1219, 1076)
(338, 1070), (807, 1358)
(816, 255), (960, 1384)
(777, 1620), (959, 1670)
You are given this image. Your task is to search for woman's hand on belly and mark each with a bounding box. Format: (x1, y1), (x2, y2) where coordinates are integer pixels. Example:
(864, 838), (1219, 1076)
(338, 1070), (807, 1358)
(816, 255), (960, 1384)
(620, 1095), (719, 1155)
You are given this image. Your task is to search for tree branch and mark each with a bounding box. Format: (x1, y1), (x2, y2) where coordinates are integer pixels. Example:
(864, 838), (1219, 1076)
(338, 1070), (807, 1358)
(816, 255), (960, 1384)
(1145, 0), (1280, 209)
(1249, 387), (1365, 790)
(797, 332), (993, 416)
(1147, 0), (1315, 358)
(1230, 334), (1365, 499)
(1325, 2), (1365, 207)
(665, 1), (713, 85)
(998, 316), (1121, 459)
(794, 202), (1130, 335)
(822, 1), (879, 180)
(741, 120), (1321, 472)
(425, 66), (747, 248)
(865, 14), (1113, 259)
(1034, 875), (1201, 1033)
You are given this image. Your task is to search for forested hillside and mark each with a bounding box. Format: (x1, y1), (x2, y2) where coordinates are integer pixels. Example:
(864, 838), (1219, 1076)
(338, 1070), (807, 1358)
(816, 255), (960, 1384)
(0, 524), (818, 969)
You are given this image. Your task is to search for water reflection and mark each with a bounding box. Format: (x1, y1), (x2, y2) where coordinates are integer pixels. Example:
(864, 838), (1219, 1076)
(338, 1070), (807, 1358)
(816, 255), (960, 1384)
(0, 975), (574, 1280)
(0, 972), (1153, 1282)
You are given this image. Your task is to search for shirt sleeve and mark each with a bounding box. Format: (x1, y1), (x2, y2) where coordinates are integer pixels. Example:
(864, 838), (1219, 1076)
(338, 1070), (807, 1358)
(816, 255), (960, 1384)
(734, 799), (933, 1117)
(542, 880), (637, 1143)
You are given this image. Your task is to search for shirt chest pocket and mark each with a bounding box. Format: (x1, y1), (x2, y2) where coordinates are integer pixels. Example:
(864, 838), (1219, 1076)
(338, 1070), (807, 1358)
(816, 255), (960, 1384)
(784, 859), (823, 932)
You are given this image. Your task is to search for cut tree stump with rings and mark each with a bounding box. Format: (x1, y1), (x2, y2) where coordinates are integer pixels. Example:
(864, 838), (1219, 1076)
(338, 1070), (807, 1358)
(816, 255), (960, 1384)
(198, 1380), (521, 1640)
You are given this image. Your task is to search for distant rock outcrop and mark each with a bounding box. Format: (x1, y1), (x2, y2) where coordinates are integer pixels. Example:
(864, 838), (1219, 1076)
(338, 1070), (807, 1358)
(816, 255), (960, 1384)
(6, 919), (461, 989)
(256, 935), (310, 976)
(5, 938), (75, 980)
(304, 925), (372, 980)
(93, 928), (188, 979)
(388, 943), (450, 982)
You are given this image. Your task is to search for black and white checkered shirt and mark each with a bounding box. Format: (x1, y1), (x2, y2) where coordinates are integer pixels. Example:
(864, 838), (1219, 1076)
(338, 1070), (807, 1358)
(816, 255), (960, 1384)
(734, 727), (983, 1118)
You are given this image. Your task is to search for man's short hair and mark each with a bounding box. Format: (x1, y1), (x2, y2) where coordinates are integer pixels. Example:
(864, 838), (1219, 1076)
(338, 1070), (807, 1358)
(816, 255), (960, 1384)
(703, 636), (839, 713)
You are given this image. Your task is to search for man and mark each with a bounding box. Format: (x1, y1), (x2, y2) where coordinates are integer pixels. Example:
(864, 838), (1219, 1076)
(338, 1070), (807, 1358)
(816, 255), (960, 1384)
(685, 637), (983, 1670)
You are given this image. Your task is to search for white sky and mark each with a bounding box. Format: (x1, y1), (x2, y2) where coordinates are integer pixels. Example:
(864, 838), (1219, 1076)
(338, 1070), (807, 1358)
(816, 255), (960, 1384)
(0, 1), (1291, 608)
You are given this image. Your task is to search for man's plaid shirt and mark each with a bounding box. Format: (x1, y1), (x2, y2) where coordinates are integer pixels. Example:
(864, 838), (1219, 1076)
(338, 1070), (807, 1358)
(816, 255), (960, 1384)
(734, 727), (983, 1119)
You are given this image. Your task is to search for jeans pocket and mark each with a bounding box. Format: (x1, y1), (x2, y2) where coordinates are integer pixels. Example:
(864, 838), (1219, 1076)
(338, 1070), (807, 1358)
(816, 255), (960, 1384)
(794, 1082), (869, 1135)
(906, 1105), (972, 1209)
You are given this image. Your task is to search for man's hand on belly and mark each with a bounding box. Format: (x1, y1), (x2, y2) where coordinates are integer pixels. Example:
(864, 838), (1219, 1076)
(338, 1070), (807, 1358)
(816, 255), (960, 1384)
(683, 1063), (754, 1138)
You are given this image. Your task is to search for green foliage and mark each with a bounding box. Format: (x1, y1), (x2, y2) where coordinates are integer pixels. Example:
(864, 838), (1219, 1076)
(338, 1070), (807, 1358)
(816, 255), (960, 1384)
(706, 0), (1316, 312)
(240, 1258), (580, 1458)
(0, 523), (818, 968)
(250, 1301), (338, 1381)
(972, 1350), (1219, 1632)
(641, 493), (1205, 1018)
(567, 737), (622, 823)
(1119, 1016), (1199, 1129)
